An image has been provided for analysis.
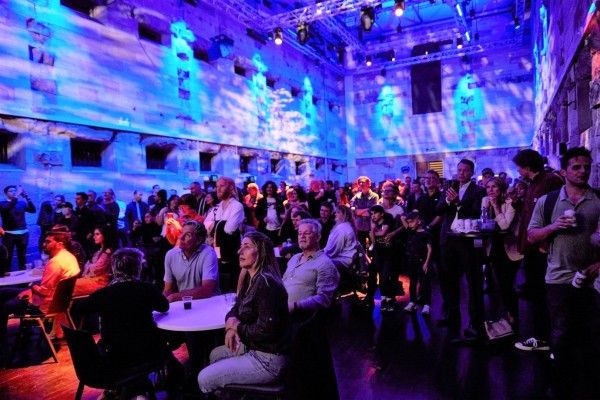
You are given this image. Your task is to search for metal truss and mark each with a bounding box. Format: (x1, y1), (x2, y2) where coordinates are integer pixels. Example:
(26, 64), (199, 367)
(317, 17), (364, 50)
(263, 0), (383, 30)
(199, 0), (266, 27)
(353, 36), (522, 73)
(445, 0), (471, 40)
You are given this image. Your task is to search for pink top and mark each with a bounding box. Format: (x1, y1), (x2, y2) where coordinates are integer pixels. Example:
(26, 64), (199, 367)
(82, 249), (112, 283)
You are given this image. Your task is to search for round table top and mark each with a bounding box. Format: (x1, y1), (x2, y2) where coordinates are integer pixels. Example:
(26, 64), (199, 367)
(0, 270), (42, 286)
(154, 293), (235, 332)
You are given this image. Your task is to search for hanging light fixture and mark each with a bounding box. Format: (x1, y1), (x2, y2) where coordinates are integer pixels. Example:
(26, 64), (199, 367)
(514, 17), (521, 29)
(456, 37), (463, 49)
(394, 0), (405, 17)
(360, 7), (375, 32)
(365, 55), (372, 66)
(389, 50), (396, 62)
(297, 22), (309, 45)
(274, 27), (283, 45)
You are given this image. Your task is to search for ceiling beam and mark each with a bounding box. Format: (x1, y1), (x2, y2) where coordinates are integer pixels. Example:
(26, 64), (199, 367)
(352, 36), (522, 73)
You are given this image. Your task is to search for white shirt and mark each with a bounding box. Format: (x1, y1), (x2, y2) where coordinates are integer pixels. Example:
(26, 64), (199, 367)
(204, 197), (244, 235)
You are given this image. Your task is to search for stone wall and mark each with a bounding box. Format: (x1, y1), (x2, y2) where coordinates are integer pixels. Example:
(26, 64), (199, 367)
(350, 45), (535, 158)
(0, 0), (347, 159)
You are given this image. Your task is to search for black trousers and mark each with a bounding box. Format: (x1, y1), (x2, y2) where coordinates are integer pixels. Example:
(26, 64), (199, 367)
(523, 251), (550, 339)
(440, 237), (484, 333)
(546, 284), (600, 399)
(3, 232), (29, 271)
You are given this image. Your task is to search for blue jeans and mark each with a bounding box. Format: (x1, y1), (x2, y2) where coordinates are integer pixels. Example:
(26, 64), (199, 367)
(197, 344), (287, 393)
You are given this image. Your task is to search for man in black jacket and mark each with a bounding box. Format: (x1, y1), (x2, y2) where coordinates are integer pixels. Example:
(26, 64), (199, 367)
(436, 160), (486, 340)
(0, 185), (36, 272)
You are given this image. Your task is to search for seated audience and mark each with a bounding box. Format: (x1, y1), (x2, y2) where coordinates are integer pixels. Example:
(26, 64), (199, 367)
(78, 248), (182, 382)
(0, 228), (80, 343)
(323, 205), (358, 270)
(197, 232), (289, 393)
(318, 202), (336, 248)
(73, 225), (115, 297)
(283, 219), (340, 316)
(163, 221), (219, 302)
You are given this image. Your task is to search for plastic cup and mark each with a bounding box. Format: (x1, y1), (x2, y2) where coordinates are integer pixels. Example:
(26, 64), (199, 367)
(183, 296), (193, 310)
(34, 259), (43, 269)
(25, 263), (33, 270)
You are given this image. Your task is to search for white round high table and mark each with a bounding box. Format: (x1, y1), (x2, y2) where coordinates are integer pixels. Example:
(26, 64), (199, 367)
(0, 270), (42, 286)
(154, 293), (235, 332)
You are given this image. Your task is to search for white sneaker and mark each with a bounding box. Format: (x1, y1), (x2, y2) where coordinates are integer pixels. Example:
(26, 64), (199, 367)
(421, 304), (431, 315)
(404, 302), (417, 312)
(514, 337), (550, 351)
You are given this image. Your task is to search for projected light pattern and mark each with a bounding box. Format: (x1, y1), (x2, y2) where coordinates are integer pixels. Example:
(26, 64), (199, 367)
(0, 0), (344, 159)
(354, 47), (534, 157)
(532, 0), (592, 128)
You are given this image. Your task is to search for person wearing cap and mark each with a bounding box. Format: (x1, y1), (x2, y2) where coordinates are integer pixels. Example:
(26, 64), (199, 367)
(55, 202), (78, 235)
(367, 204), (396, 311)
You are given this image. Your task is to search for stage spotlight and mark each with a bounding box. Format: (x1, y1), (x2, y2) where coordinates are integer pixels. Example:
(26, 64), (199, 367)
(514, 17), (521, 29)
(456, 37), (463, 49)
(274, 27), (283, 45)
(366, 55), (372, 66)
(297, 22), (309, 45)
(394, 0), (405, 17)
(360, 7), (375, 32)
(389, 50), (396, 61)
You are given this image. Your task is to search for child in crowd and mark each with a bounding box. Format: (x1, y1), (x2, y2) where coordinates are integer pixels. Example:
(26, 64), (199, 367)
(403, 211), (432, 314)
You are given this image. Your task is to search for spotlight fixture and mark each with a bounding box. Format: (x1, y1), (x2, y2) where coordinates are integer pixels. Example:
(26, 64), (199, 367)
(365, 55), (372, 66)
(394, 0), (405, 17)
(274, 27), (283, 45)
(360, 7), (375, 32)
(389, 50), (396, 61)
(456, 37), (463, 49)
(296, 22), (309, 45)
(514, 17), (521, 29)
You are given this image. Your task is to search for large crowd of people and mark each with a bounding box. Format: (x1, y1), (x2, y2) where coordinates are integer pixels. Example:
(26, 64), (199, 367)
(0, 146), (599, 398)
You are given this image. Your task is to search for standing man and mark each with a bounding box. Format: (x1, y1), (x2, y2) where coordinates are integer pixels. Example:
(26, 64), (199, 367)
(436, 160), (486, 340)
(190, 181), (209, 220)
(125, 190), (149, 233)
(73, 192), (95, 254)
(318, 202), (335, 249)
(148, 184), (160, 207)
(512, 149), (563, 351)
(163, 221), (219, 302)
(0, 185), (36, 272)
(283, 219), (339, 315)
(204, 177), (244, 292)
(526, 147), (600, 398)
(350, 176), (379, 250)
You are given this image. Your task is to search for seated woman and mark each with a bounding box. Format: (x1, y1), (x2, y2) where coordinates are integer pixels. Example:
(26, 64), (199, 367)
(324, 205), (358, 270)
(73, 225), (115, 297)
(197, 232), (290, 394)
(78, 248), (176, 370)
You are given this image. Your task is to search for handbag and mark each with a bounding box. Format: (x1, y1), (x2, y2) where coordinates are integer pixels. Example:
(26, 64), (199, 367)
(484, 318), (514, 340)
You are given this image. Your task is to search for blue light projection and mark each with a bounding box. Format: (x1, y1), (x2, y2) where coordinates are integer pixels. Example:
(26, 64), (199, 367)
(0, 1), (345, 158)
(354, 48), (535, 157)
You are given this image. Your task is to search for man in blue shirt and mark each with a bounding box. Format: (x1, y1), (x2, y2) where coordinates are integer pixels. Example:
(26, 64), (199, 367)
(0, 185), (36, 272)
